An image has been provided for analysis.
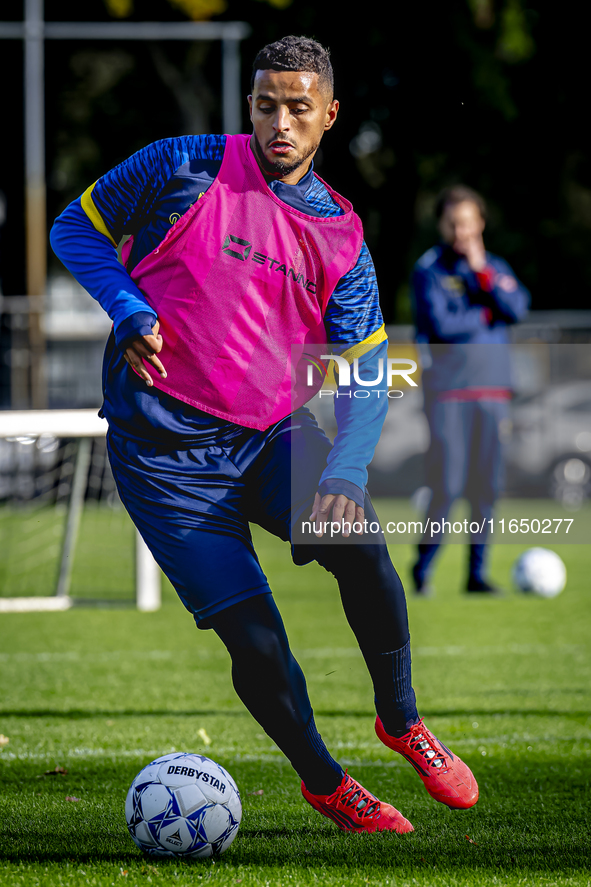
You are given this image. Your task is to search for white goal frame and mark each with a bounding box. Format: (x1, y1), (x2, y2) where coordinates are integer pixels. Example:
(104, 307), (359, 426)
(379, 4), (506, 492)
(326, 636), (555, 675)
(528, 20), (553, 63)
(0, 409), (160, 613)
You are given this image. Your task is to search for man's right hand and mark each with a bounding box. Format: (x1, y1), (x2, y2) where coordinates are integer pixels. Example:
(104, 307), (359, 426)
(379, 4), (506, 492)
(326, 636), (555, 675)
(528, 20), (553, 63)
(123, 320), (167, 387)
(454, 233), (486, 272)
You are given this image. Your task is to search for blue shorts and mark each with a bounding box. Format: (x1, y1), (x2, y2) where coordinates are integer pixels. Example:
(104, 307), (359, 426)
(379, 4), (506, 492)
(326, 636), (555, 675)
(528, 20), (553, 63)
(107, 408), (340, 628)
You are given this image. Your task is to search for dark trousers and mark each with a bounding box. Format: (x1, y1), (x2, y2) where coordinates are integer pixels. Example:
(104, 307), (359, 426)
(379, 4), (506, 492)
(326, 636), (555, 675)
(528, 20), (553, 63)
(415, 397), (507, 581)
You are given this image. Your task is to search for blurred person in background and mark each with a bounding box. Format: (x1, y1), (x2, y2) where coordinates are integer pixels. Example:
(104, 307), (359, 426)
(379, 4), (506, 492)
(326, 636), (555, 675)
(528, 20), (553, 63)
(411, 185), (530, 595)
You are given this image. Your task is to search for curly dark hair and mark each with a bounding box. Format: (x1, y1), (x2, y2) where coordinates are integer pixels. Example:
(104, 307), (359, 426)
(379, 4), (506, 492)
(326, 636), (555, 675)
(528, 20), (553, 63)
(251, 36), (334, 99)
(435, 185), (487, 221)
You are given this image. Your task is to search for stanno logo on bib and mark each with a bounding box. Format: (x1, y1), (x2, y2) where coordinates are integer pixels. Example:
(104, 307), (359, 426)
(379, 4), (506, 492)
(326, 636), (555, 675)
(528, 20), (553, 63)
(221, 232), (316, 293)
(222, 234), (252, 260)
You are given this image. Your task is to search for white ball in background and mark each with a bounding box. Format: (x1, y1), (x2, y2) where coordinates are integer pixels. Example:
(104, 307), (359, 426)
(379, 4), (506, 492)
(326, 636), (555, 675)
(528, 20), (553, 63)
(512, 548), (567, 598)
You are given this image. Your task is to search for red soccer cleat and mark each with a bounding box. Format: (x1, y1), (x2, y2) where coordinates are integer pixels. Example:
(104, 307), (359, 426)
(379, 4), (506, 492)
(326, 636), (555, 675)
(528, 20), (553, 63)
(301, 771), (414, 834)
(375, 717), (479, 810)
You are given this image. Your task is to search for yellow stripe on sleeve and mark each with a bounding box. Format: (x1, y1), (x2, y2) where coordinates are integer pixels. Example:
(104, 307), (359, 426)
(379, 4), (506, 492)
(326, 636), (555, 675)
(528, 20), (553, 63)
(80, 182), (117, 247)
(340, 323), (388, 365)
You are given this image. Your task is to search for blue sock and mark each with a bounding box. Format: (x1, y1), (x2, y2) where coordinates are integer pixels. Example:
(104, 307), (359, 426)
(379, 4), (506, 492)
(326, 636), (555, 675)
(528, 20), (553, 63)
(301, 715), (344, 794)
(368, 638), (420, 735)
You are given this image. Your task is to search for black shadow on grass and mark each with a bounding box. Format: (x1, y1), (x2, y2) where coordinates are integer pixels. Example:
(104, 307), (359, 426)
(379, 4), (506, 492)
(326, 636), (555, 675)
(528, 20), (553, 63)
(1, 708), (589, 719)
(2, 832), (590, 877)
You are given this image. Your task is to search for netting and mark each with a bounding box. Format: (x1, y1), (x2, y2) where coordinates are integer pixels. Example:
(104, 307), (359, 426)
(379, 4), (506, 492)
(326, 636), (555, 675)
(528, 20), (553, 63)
(0, 436), (135, 601)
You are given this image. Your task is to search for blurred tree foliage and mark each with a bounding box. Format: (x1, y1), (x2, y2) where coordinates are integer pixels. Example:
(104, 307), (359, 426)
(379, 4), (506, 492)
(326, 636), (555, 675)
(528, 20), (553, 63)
(0, 0), (588, 321)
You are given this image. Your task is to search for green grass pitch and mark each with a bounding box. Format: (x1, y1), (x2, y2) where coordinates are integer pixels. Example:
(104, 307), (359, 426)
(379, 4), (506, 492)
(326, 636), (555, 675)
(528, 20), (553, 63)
(0, 501), (590, 886)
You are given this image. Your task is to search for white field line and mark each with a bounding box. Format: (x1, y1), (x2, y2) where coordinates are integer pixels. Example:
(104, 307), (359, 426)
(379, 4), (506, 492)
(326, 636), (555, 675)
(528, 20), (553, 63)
(0, 643), (586, 665)
(1, 744), (580, 767)
(414, 643), (587, 657)
(299, 644), (586, 658)
(2, 730), (586, 765)
(0, 649), (224, 664)
(0, 747), (285, 763)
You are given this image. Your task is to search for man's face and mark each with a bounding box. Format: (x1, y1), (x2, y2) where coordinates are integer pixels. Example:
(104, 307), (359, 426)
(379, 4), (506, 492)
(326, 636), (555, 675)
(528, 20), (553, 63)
(248, 69), (338, 184)
(439, 200), (485, 253)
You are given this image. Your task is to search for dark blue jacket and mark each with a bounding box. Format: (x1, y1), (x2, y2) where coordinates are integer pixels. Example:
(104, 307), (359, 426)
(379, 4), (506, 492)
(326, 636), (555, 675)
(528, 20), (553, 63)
(412, 245), (530, 391)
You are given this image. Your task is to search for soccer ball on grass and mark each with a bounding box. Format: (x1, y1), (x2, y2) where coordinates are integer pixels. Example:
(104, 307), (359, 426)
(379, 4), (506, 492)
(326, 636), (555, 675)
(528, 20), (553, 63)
(125, 753), (241, 858)
(511, 548), (566, 598)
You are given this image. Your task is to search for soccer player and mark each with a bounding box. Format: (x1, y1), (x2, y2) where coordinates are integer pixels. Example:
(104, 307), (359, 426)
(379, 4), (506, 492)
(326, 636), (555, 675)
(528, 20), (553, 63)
(411, 186), (530, 595)
(51, 36), (478, 834)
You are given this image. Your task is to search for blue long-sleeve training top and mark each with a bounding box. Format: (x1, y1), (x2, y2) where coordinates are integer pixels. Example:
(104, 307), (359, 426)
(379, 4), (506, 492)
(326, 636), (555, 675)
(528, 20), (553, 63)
(51, 134), (390, 505)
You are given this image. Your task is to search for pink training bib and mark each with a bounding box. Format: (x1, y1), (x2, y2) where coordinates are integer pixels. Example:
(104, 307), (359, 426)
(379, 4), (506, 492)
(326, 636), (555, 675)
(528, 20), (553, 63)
(127, 134), (363, 430)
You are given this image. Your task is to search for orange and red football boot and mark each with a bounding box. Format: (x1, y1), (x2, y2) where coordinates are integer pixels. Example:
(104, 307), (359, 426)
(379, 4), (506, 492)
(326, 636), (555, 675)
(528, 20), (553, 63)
(376, 716), (478, 809)
(302, 771), (414, 833)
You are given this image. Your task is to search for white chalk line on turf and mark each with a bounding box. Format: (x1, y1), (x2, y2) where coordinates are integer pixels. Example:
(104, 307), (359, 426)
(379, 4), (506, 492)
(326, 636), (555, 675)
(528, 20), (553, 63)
(0, 747), (291, 764)
(415, 643), (585, 657)
(0, 643), (585, 664)
(3, 733), (585, 764)
(0, 649), (224, 664)
(298, 643), (585, 660)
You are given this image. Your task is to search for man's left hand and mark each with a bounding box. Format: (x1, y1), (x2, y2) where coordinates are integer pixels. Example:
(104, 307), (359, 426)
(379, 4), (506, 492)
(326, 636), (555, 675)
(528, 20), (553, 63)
(309, 492), (365, 538)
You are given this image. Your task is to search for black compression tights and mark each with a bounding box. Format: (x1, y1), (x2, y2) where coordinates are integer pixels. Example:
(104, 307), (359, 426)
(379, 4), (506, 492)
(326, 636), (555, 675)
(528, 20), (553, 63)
(208, 538), (415, 794)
